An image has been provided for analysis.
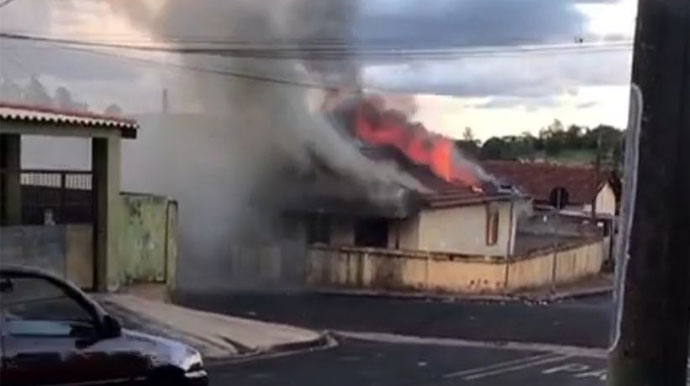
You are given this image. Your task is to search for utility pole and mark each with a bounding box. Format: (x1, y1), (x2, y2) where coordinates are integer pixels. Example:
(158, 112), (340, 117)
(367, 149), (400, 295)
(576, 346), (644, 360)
(591, 130), (602, 221)
(607, 0), (690, 385)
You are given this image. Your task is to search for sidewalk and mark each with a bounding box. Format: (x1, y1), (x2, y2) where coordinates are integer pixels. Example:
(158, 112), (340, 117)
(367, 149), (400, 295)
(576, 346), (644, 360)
(97, 293), (333, 360)
(316, 274), (613, 304)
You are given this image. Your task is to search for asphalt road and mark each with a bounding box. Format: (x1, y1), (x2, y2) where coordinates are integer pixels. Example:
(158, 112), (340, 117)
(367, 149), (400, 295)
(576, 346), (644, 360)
(175, 292), (613, 348)
(208, 337), (608, 386)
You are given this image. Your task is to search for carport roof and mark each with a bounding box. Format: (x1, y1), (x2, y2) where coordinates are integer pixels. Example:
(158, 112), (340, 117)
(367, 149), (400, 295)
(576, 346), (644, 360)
(0, 102), (138, 138)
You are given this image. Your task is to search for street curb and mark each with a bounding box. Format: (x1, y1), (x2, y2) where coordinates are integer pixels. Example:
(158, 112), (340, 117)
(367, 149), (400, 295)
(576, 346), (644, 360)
(205, 332), (337, 367)
(97, 295), (337, 364)
(333, 331), (608, 358)
(316, 285), (613, 304)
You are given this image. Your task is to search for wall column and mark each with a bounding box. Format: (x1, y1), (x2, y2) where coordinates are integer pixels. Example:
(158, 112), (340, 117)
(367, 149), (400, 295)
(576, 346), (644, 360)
(0, 134), (21, 225)
(92, 135), (121, 292)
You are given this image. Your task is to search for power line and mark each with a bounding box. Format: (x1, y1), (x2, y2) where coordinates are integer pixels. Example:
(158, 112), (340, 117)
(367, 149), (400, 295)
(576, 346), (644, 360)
(0, 31), (633, 61)
(0, 30), (634, 50)
(14, 42), (352, 91)
(0, 0), (18, 9)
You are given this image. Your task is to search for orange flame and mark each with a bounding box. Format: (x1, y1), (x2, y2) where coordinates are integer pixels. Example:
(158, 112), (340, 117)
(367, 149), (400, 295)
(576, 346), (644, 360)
(354, 100), (481, 188)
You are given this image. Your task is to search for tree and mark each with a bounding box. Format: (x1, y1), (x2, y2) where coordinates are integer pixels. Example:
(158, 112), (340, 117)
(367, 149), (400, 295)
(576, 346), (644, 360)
(462, 127), (475, 141)
(0, 78), (23, 103)
(104, 104), (123, 116)
(54, 87), (74, 109)
(480, 137), (507, 160)
(457, 127), (480, 157)
(23, 77), (52, 106)
(566, 124), (584, 148)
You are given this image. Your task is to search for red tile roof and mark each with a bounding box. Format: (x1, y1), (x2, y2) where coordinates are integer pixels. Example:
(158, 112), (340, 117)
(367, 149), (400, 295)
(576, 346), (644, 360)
(362, 146), (513, 208)
(0, 102), (138, 138)
(482, 160), (608, 205)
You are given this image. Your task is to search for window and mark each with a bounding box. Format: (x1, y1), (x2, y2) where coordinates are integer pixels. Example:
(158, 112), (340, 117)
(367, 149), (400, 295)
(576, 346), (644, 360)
(0, 275), (94, 337)
(486, 206), (500, 246)
(354, 218), (389, 248)
(307, 214), (331, 244)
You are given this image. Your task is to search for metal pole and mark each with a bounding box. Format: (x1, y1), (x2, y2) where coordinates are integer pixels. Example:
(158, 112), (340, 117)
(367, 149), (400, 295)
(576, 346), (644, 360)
(607, 0), (690, 384)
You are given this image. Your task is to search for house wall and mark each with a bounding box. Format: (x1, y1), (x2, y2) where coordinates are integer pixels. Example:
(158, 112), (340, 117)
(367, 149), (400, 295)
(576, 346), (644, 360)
(387, 215), (420, 250)
(323, 199), (521, 257)
(584, 183), (617, 216)
(416, 201), (516, 256)
(306, 237), (605, 294)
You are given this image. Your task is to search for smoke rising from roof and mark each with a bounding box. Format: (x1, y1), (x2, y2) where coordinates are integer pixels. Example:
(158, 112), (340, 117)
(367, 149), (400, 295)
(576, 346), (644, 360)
(111, 0), (425, 292)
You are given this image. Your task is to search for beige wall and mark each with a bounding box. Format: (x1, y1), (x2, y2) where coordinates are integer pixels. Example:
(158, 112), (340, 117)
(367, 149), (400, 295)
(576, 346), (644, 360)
(416, 201), (516, 257)
(307, 238), (604, 294)
(387, 216), (420, 250)
(325, 199), (522, 257)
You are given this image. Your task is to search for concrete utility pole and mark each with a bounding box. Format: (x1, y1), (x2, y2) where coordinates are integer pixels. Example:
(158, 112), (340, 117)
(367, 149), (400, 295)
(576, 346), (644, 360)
(607, 0), (690, 384)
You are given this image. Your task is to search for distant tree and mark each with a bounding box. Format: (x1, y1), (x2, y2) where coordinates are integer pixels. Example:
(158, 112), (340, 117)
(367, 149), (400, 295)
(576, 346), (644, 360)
(549, 119), (565, 133)
(481, 137), (507, 160)
(104, 103), (123, 116)
(462, 127), (475, 141)
(23, 77), (52, 106)
(566, 124), (584, 148)
(54, 87), (74, 109)
(456, 127), (480, 157)
(0, 78), (23, 102)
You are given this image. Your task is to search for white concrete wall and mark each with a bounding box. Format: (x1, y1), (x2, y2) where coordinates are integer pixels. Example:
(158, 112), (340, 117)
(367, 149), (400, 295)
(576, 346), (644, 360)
(416, 201), (515, 257)
(594, 183), (617, 215)
(581, 183), (617, 216)
(307, 237), (605, 294)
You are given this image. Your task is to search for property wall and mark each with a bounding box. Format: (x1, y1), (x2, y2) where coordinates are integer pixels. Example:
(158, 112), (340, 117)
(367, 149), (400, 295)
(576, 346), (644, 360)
(114, 193), (177, 286)
(416, 201), (515, 256)
(0, 224), (93, 289)
(307, 238), (605, 294)
(0, 225), (67, 276)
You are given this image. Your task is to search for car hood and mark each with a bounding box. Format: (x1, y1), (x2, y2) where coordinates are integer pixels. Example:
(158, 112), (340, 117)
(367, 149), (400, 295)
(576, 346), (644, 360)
(118, 328), (203, 371)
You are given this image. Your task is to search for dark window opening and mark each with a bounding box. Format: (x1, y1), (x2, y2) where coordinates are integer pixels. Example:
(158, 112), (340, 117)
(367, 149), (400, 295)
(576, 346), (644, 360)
(307, 214), (331, 245)
(355, 218), (388, 248)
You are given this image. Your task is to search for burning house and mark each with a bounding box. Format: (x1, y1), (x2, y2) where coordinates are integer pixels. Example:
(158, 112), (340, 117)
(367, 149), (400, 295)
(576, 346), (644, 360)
(282, 95), (524, 258)
(277, 95), (609, 294)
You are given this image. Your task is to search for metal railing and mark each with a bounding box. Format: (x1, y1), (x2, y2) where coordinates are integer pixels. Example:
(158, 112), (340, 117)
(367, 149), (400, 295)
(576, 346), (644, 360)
(0, 169), (94, 225)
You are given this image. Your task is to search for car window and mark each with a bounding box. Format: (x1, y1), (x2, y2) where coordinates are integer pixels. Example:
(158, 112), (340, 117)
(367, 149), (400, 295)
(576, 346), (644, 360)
(0, 276), (94, 337)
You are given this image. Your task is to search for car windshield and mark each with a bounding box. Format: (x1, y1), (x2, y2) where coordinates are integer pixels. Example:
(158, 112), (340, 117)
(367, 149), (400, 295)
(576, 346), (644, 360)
(1, 275), (91, 323)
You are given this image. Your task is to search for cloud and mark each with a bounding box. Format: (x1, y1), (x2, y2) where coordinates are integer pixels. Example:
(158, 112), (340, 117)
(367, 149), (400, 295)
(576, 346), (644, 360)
(474, 95), (563, 109)
(576, 100), (598, 109)
(357, 0), (587, 47)
(0, 42), (140, 82)
(363, 49), (632, 100)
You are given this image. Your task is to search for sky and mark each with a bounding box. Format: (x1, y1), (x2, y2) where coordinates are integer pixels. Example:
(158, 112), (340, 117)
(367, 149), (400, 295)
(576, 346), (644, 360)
(0, 0), (637, 141)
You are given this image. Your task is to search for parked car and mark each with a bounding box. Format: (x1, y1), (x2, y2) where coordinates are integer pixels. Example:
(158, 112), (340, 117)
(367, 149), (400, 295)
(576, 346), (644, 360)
(0, 265), (208, 386)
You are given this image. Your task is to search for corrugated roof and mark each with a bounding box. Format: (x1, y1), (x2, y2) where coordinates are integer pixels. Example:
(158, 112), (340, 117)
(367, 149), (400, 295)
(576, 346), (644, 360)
(0, 102), (138, 138)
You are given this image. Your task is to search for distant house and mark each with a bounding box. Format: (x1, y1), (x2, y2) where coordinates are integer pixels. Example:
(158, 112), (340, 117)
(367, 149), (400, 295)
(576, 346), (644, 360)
(482, 160), (619, 217)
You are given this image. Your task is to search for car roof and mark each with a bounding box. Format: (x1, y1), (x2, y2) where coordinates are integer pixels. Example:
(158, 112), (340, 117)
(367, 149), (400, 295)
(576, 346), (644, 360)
(0, 264), (68, 282)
